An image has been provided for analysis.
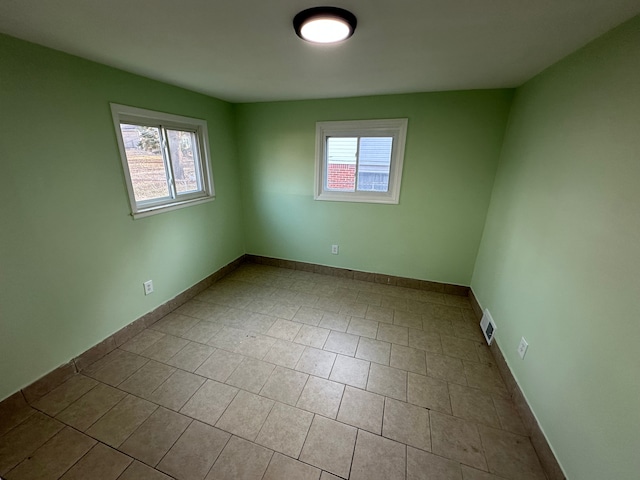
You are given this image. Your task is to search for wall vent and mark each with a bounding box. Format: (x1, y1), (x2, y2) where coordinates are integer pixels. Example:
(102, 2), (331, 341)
(480, 309), (497, 345)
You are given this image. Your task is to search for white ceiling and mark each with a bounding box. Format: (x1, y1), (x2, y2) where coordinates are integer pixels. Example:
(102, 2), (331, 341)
(1, 0), (638, 103)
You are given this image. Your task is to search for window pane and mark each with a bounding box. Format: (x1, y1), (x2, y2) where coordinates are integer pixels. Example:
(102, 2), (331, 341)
(326, 137), (357, 192)
(167, 129), (201, 194)
(120, 124), (170, 202)
(357, 137), (392, 192)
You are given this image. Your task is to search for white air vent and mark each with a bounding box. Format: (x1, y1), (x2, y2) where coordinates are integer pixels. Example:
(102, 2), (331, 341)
(480, 309), (497, 345)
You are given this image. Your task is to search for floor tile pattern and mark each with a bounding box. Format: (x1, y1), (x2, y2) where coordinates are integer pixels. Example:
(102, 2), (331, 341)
(0, 264), (543, 479)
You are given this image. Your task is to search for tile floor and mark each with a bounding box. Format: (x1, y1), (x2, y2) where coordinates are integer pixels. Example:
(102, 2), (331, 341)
(0, 263), (548, 480)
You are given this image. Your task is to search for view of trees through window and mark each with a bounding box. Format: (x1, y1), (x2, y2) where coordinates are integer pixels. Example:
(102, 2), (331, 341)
(120, 124), (199, 202)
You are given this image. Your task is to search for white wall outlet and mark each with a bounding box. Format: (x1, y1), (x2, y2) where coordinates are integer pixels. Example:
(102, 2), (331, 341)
(143, 280), (154, 295)
(517, 337), (529, 359)
(331, 244), (339, 255)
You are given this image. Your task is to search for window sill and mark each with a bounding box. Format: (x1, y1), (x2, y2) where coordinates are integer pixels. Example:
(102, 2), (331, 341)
(132, 195), (215, 219)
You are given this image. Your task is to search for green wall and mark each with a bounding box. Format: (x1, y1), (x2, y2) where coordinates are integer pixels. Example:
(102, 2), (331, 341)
(471, 16), (640, 480)
(235, 92), (512, 285)
(0, 34), (245, 401)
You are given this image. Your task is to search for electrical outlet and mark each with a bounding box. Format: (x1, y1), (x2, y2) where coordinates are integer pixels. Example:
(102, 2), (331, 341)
(143, 280), (154, 295)
(517, 337), (528, 359)
(331, 244), (339, 255)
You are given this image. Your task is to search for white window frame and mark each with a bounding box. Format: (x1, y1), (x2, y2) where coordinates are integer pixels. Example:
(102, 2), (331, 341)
(110, 103), (215, 219)
(315, 118), (408, 204)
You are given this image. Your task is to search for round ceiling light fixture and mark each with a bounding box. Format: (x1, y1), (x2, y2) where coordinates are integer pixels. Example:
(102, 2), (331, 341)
(293, 6), (357, 44)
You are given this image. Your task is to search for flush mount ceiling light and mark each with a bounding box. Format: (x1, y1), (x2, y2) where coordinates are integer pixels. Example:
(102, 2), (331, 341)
(293, 6), (357, 44)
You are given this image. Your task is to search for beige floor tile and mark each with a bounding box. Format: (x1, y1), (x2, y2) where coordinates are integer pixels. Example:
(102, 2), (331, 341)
(441, 335), (480, 362)
(7, 427), (95, 480)
(409, 329), (443, 354)
(356, 291), (382, 306)
(266, 319), (303, 341)
(383, 398), (431, 451)
(141, 334), (190, 363)
(407, 446), (462, 480)
(234, 332), (277, 359)
(449, 384), (500, 428)
(175, 300), (228, 322)
(407, 373), (451, 414)
(294, 324), (331, 348)
(295, 347), (336, 378)
(259, 366), (309, 405)
(315, 297), (344, 313)
(356, 337), (391, 365)
(367, 363), (407, 401)
(166, 341), (215, 372)
(56, 383), (126, 431)
(296, 376), (344, 419)
(422, 318), (454, 337)
(59, 443), (132, 480)
(329, 354), (370, 389)
(83, 349), (149, 386)
(149, 370), (206, 411)
(323, 331), (359, 356)
(340, 302), (368, 317)
(270, 303), (301, 320)
(430, 411), (487, 471)
(120, 407), (191, 466)
(207, 326), (250, 351)
(32, 375), (98, 416)
(347, 317), (379, 339)
(195, 349), (244, 382)
(118, 461), (173, 480)
(293, 306), (325, 326)
(120, 330), (166, 355)
(394, 311), (424, 330)
(425, 304), (464, 322)
(151, 313), (200, 337)
(180, 379), (239, 426)
(460, 465), (507, 480)
(263, 452), (321, 480)
(206, 435), (273, 480)
(478, 426), (546, 480)
(85, 394), (157, 447)
(242, 312), (277, 334)
(181, 320), (224, 344)
(451, 320), (486, 342)
(318, 313), (350, 332)
(157, 420), (230, 480)
(350, 429), (406, 480)
(391, 344), (427, 375)
(475, 344), (494, 365)
(320, 472), (343, 480)
(492, 395), (527, 435)
(255, 402), (313, 458)
(463, 362), (508, 397)
(299, 415), (357, 478)
(246, 298), (277, 314)
(377, 323), (409, 345)
(262, 339), (306, 368)
(0, 412), (64, 475)
(0, 393), (36, 437)
(215, 390), (274, 441)
(118, 360), (176, 397)
(337, 386), (384, 434)
(427, 353), (467, 385)
(366, 305), (395, 323)
(226, 357), (275, 393)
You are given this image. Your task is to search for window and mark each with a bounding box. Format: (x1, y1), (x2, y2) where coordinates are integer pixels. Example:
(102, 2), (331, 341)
(315, 118), (408, 204)
(110, 103), (215, 218)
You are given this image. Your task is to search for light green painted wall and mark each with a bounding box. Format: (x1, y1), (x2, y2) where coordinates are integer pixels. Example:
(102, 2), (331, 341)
(0, 34), (244, 400)
(235, 91), (512, 285)
(471, 16), (640, 480)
